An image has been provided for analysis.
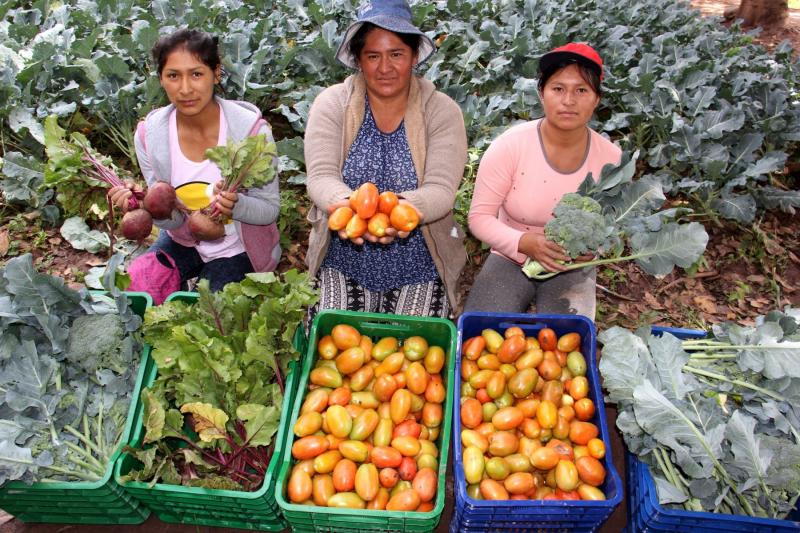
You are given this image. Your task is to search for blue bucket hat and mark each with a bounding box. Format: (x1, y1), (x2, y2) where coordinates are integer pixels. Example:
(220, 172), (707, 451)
(335, 0), (436, 69)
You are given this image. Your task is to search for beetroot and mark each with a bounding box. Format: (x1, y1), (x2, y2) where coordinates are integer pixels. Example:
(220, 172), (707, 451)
(143, 182), (177, 219)
(121, 209), (154, 241)
(188, 211), (225, 241)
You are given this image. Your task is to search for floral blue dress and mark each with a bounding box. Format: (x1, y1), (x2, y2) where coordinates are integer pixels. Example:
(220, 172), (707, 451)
(321, 100), (439, 291)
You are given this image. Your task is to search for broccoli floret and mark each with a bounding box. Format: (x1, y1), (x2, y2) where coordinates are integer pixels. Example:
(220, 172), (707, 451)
(553, 192), (602, 216)
(543, 194), (614, 258)
(66, 314), (130, 375)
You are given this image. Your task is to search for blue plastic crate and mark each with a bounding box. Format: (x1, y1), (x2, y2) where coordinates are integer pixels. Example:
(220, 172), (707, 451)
(453, 312), (623, 532)
(625, 326), (800, 533)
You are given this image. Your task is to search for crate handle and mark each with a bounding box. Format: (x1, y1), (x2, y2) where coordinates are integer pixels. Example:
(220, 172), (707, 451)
(497, 320), (549, 332)
(358, 321), (413, 334)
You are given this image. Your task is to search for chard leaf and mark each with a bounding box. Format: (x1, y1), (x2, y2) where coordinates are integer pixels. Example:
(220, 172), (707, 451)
(180, 403), (229, 443)
(142, 389), (182, 444)
(236, 403), (280, 447)
(204, 134), (277, 191)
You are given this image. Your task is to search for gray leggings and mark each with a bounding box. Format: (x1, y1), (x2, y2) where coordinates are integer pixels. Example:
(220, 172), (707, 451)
(463, 253), (596, 318)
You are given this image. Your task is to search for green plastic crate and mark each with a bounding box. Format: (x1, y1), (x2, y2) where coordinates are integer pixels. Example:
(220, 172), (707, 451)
(276, 309), (457, 533)
(113, 290), (306, 531)
(0, 292), (153, 525)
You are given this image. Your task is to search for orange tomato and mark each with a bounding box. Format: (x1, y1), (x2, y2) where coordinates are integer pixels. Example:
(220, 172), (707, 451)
(412, 468), (437, 502)
(380, 467), (399, 488)
(587, 438), (606, 459)
(557, 332), (581, 353)
(328, 206), (354, 231)
(345, 214), (367, 239)
(497, 335), (527, 363)
(331, 324), (361, 351)
(569, 421), (599, 445)
(504, 326), (525, 338)
(288, 469), (313, 503)
(575, 455), (606, 486)
(574, 398), (596, 421)
(354, 182), (379, 219)
(367, 212), (391, 237)
(332, 459), (357, 492)
(378, 191), (399, 215)
(317, 335), (339, 360)
(479, 479), (509, 500)
(405, 362), (429, 395)
(460, 397), (483, 429)
(462, 336), (486, 360)
(292, 436), (329, 460)
(538, 328), (557, 351)
(530, 446), (560, 470)
(389, 204), (420, 232)
(386, 488), (421, 511)
(370, 446), (403, 469)
(312, 474), (335, 506)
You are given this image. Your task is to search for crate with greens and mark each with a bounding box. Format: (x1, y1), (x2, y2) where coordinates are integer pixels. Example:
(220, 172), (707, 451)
(599, 309), (800, 530)
(0, 253), (150, 524)
(115, 271), (317, 530)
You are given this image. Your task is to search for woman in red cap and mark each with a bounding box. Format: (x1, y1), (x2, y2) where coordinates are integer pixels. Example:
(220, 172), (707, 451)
(464, 43), (621, 318)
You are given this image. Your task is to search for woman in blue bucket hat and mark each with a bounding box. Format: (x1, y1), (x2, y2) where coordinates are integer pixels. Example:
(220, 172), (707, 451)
(304, 0), (468, 320)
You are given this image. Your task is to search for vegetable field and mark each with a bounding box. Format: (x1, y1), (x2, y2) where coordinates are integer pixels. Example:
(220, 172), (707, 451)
(0, 1), (798, 531)
(0, 0), (797, 330)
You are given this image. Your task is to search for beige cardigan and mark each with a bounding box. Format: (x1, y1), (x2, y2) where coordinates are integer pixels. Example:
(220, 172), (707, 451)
(304, 73), (468, 309)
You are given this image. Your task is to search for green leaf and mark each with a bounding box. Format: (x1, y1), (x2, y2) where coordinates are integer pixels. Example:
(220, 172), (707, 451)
(633, 380), (723, 478)
(204, 134), (277, 192)
(629, 222), (709, 276)
(236, 403), (280, 447)
(59, 217), (110, 253)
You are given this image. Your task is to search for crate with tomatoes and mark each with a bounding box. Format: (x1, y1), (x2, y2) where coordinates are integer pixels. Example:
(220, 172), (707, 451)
(452, 312), (622, 532)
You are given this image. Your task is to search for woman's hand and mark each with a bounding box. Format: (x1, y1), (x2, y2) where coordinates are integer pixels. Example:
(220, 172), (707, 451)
(518, 232), (571, 272)
(213, 182), (238, 218)
(108, 181), (143, 213)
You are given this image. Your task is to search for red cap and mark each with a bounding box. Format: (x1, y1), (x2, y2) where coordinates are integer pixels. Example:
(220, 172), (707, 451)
(539, 42), (604, 81)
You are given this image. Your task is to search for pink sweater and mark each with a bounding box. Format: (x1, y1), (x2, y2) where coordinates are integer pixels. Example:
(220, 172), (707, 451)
(468, 119), (621, 265)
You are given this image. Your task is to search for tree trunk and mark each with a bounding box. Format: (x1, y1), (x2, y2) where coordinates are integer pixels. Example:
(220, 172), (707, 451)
(736, 0), (788, 28)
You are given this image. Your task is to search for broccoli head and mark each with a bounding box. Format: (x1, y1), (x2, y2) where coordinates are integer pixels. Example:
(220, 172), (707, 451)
(544, 193), (614, 258)
(66, 313), (132, 375)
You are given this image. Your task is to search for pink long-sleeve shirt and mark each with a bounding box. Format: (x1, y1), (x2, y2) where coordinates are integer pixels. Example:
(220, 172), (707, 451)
(468, 119), (621, 265)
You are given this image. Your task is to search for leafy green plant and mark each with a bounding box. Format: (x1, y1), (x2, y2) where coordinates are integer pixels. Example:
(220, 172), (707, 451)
(0, 253), (143, 484)
(43, 116), (140, 222)
(122, 271), (318, 491)
(522, 152), (709, 280)
(599, 309), (800, 517)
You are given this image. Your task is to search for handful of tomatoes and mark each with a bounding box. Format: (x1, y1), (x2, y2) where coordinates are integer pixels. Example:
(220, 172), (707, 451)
(287, 323), (445, 511)
(459, 326), (608, 501)
(328, 183), (420, 239)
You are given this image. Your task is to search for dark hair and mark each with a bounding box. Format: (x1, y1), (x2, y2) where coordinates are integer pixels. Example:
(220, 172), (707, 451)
(347, 22), (422, 65)
(152, 29), (221, 76)
(537, 59), (602, 96)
